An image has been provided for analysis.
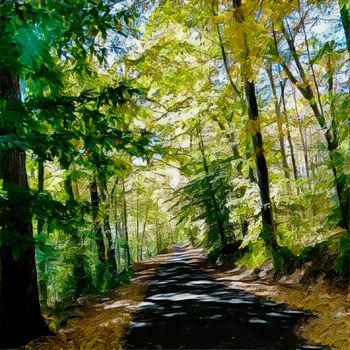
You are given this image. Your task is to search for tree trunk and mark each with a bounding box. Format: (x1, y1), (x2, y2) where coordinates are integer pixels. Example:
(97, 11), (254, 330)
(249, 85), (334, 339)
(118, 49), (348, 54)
(278, 23), (349, 232)
(231, 1), (283, 269)
(37, 159), (48, 311)
(140, 204), (149, 261)
(156, 216), (161, 254)
(0, 70), (49, 347)
(338, 0), (350, 54)
(136, 189), (140, 262)
(211, 1), (255, 182)
(298, 2), (325, 117)
(99, 177), (117, 277)
(293, 91), (311, 189)
(122, 180), (131, 267)
(111, 179), (121, 271)
(244, 82), (276, 246)
(266, 66), (290, 180)
(90, 178), (105, 263)
(115, 221), (121, 269)
(64, 177), (90, 298)
(280, 83), (298, 183)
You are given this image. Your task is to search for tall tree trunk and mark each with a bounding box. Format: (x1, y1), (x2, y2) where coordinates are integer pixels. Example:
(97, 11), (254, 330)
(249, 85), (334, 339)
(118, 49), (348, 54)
(0, 70), (49, 347)
(232, 1), (277, 257)
(338, 0), (350, 54)
(37, 159), (48, 311)
(266, 66), (290, 180)
(140, 204), (149, 261)
(122, 180), (131, 267)
(156, 215), (161, 254)
(280, 83), (299, 183)
(115, 221), (121, 269)
(211, 1), (255, 182)
(99, 177), (117, 277)
(65, 177), (89, 298)
(298, 2), (325, 117)
(278, 23), (349, 232)
(293, 91), (311, 189)
(136, 189), (140, 262)
(111, 179), (121, 271)
(90, 177), (105, 263)
(244, 82), (276, 248)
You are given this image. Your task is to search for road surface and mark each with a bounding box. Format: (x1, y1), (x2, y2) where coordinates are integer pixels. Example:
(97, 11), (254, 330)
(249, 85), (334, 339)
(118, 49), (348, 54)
(124, 248), (327, 349)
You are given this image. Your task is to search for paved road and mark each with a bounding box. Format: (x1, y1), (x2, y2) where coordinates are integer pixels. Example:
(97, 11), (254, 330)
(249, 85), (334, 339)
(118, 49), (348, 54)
(124, 249), (327, 349)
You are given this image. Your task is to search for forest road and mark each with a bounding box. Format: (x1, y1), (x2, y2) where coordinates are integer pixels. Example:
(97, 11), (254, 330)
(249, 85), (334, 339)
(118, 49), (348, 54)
(123, 246), (327, 350)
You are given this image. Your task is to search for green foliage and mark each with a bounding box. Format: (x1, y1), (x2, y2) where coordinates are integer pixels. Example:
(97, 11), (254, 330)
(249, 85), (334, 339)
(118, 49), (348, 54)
(1, 0), (350, 331)
(336, 234), (350, 280)
(0, 0), (163, 311)
(238, 241), (269, 269)
(271, 246), (297, 275)
(175, 154), (234, 252)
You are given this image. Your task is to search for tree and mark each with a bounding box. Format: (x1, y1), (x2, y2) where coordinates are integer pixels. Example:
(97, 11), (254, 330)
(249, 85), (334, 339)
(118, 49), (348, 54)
(0, 69), (50, 347)
(338, 0), (350, 53)
(270, 1), (349, 275)
(230, 0), (282, 268)
(0, 0), (138, 345)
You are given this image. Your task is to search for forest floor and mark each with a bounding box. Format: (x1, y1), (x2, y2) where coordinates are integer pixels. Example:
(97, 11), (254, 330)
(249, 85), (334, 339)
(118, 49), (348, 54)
(206, 263), (350, 350)
(26, 246), (349, 349)
(26, 256), (164, 350)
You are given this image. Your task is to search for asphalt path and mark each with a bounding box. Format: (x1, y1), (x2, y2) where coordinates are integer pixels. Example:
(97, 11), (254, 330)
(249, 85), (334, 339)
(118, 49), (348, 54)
(124, 248), (327, 349)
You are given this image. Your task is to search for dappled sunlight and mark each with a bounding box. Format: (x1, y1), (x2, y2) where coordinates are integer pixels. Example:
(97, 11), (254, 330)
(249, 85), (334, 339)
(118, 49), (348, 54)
(248, 317), (267, 324)
(104, 299), (136, 310)
(124, 248), (327, 349)
(208, 264), (349, 350)
(130, 321), (152, 329)
(26, 256), (165, 350)
(26, 246), (335, 350)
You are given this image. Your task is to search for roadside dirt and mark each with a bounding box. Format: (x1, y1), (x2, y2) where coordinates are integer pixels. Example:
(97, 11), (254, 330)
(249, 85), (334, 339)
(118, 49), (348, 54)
(26, 250), (349, 349)
(123, 248), (322, 349)
(207, 263), (350, 350)
(26, 257), (165, 350)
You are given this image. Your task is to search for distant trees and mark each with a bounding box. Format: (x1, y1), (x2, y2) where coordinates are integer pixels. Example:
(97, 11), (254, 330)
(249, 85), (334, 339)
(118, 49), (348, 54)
(139, 0), (349, 274)
(0, 0), (349, 346)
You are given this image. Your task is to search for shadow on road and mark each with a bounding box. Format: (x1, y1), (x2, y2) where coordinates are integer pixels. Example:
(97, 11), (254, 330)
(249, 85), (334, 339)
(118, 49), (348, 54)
(124, 247), (327, 349)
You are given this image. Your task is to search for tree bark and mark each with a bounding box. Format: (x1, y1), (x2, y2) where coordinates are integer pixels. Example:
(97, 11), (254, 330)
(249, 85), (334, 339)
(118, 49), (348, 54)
(231, 1), (277, 253)
(64, 177), (90, 297)
(232, 0), (284, 272)
(293, 91), (311, 189)
(136, 189), (140, 262)
(338, 0), (350, 54)
(111, 178), (121, 270)
(140, 204), (149, 261)
(280, 83), (298, 183)
(278, 23), (349, 232)
(37, 159), (48, 311)
(90, 177), (105, 263)
(0, 70), (49, 347)
(99, 177), (117, 277)
(266, 66), (290, 180)
(244, 82), (276, 246)
(122, 180), (131, 267)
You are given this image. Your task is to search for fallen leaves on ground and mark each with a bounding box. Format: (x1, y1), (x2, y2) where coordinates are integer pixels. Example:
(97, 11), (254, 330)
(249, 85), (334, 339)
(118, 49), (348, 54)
(26, 250), (350, 350)
(26, 257), (167, 350)
(209, 264), (350, 350)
